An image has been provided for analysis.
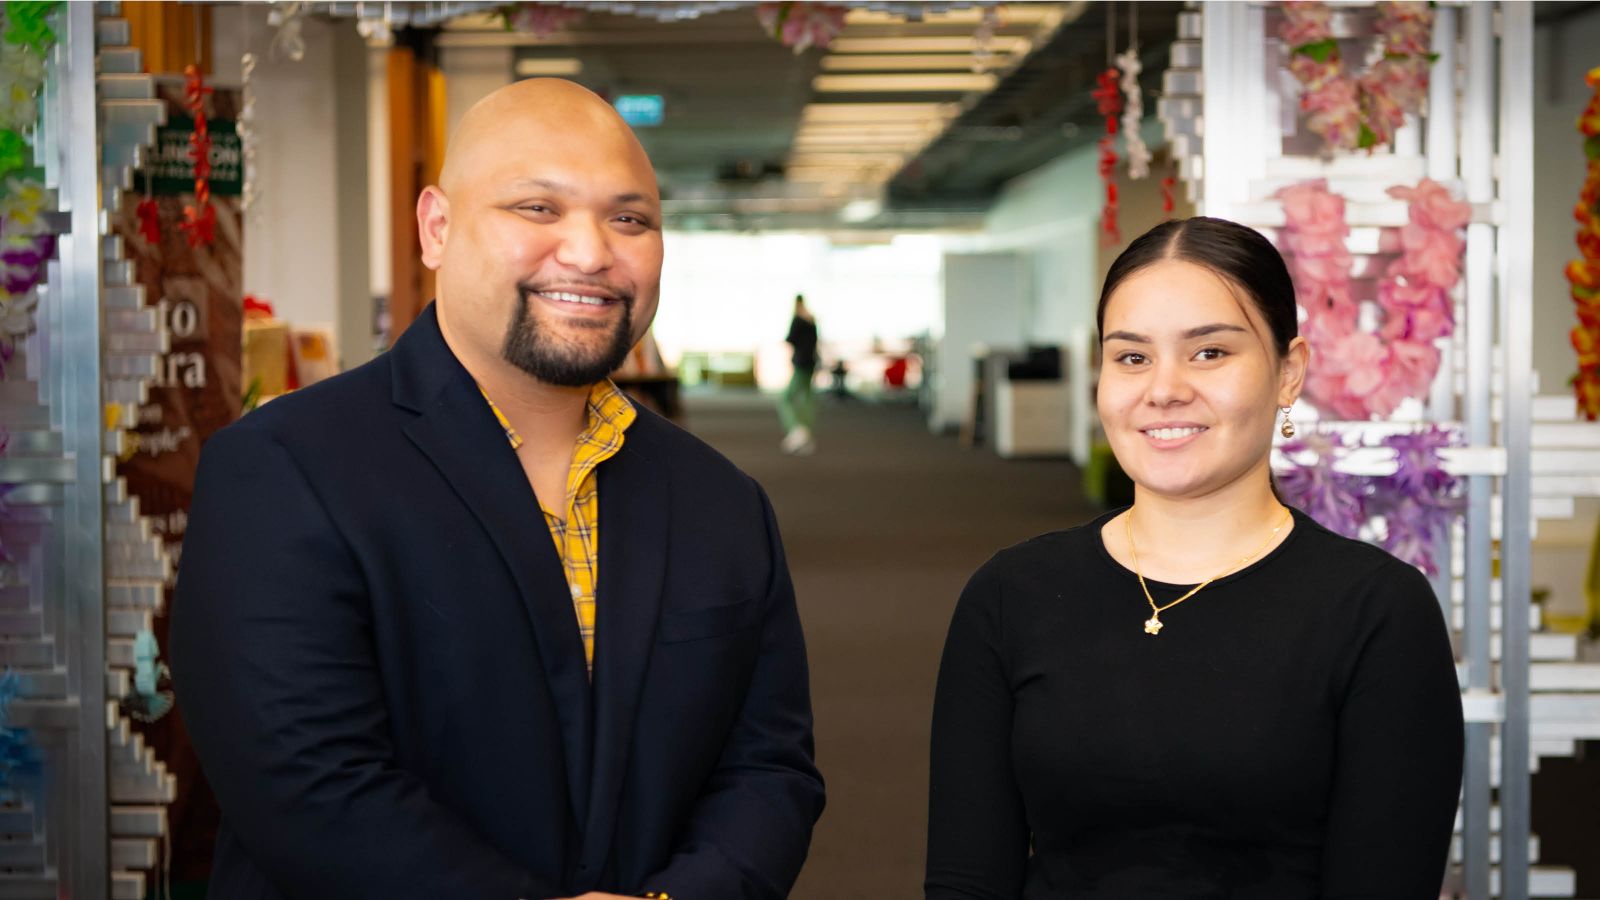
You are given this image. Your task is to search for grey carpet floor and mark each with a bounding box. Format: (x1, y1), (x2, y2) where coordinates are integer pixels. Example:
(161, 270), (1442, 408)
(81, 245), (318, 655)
(679, 391), (1099, 899)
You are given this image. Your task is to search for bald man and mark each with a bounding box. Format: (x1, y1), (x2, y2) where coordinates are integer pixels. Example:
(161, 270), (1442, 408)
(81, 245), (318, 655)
(172, 79), (824, 900)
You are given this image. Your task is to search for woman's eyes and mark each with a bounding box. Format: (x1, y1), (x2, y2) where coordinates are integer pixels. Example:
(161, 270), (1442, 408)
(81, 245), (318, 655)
(1112, 347), (1229, 365)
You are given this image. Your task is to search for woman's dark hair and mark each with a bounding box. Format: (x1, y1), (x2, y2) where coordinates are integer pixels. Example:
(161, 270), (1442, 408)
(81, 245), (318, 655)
(1096, 216), (1299, 357)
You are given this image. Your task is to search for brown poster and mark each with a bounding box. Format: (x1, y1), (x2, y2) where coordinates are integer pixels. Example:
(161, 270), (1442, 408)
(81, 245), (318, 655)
(111, 80), (244, 883)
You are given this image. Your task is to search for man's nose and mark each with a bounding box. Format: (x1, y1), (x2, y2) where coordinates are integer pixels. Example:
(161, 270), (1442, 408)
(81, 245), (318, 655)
(553, 214), (613, 274)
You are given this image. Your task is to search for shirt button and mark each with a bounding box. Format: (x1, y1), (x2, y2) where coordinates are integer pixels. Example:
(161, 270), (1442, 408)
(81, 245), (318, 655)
(570, 583), (581, 598)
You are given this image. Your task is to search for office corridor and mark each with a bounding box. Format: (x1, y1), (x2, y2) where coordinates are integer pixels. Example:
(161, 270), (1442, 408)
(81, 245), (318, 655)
(681, 392), (1098, 898)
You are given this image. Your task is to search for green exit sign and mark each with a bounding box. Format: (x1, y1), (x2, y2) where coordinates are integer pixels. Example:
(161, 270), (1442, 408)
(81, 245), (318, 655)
(614, 94), (664, 127)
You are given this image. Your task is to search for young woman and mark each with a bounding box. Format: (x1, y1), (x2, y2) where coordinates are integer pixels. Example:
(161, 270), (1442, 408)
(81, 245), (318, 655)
(926, 217), (1464, 899)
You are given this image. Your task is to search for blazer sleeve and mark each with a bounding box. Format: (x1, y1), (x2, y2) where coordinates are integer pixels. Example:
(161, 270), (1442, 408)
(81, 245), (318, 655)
(642, 483), (826, 900)
(170, 424), (551, 900)
(1319, 561), (1465, 898)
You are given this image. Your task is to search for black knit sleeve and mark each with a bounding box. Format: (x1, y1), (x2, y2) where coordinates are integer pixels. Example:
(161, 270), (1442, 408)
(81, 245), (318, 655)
(926, 557), (1030, 900)
(1319, 561), (1465, 898)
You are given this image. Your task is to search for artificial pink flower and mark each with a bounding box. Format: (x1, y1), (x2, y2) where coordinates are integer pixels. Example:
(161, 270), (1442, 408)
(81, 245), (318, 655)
(505, 3), (582, 37)
(756, 2), (847, 53)
(1379, 279), (1453, 341)
(1390, 179), (1472, 230)
(1396, 226), (1465, 287)
(1280, 2), (1333, 48)
(1277, 180), (1348, 234)
(1327, 331), (1390, 396)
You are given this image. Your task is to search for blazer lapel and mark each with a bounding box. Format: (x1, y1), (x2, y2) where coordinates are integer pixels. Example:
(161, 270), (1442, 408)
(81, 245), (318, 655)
(392, 307), (593, 830)
(580, 429), (669, 873)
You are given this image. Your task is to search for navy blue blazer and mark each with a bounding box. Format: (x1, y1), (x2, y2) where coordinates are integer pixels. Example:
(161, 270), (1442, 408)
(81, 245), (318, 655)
(171, 304), (824, 899)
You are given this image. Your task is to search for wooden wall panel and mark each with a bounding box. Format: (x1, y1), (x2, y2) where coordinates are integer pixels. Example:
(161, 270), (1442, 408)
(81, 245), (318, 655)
(125, 1), (212, 75)
(385, 40), (447, 343)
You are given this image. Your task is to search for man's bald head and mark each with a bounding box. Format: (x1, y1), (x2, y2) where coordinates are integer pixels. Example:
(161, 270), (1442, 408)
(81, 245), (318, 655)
(417, 77), (665, 391)
(439, 78), (656, 199)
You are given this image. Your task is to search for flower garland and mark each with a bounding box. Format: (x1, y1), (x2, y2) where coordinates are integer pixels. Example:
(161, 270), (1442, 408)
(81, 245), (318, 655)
(177, 65), (216, 248)
(2, 2), (53, 53)
(1567, 65), (1600, 421)
(0, 669), (42, 793)
(268, 1), (307, 62)
(0, 2), (53, 182)
(1279, 1), (1436, 153)
(1276, 177), (1468, 419)
(1092, 67), (1122, 246)
(971, 5), (1001, 74)
(1116, 48), (1150, 181)
(499, 2), (583, 38)
(0, 176), (51, 374)
(239, 51), (260, 220)
(1278, 425), (1462, 575)
(757, 2), (847, 54)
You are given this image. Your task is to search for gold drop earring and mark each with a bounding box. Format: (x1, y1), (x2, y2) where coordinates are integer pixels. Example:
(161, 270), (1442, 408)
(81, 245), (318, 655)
(1279, 405), (1296, 439)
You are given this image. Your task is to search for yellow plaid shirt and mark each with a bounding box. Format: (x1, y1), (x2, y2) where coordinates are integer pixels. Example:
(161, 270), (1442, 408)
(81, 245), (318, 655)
(482, 380), (636, 671)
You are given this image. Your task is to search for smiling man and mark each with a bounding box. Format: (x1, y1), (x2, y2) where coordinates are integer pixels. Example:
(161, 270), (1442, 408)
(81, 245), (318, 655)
(172, 79), (824, 900)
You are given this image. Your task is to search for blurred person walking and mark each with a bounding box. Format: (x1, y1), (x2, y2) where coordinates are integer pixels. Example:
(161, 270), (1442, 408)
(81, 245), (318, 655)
(780, 294), (819, 454)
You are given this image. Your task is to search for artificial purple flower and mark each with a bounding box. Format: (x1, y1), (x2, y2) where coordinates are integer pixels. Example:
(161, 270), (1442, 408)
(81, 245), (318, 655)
(1277, 431), (1367, 538)
(1382, 425), (1463, 507)
(1371, 425), (1462, 575)
(1375, 496), (1440, 574)
(1278, 425), (1463, 576)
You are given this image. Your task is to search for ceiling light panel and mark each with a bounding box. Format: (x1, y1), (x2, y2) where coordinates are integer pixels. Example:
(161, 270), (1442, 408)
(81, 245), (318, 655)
(794, 122), (940, 136)
(801, 102), (960, 122)
(812, 73), (999, 93)
(786, 153), (909, 167)
(827, 36), (1031, 54)
(514, 58), (583, 76)
(820, 54), (1002, 72)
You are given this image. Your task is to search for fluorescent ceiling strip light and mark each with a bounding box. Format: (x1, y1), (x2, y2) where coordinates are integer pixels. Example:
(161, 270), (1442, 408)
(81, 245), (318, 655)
(828, 36), (1031, 54)
(791, 146), (925, 157)
(514, 58), (583, 76)
(813, 73), (999, 93)
(801, 102), (959, 122)
(792, 140), (927, 152)
(793, 132), (927, 146)
(820, 54), (1005, 72)
(786, 153), (907, 167)
(794, 122), (940, 137)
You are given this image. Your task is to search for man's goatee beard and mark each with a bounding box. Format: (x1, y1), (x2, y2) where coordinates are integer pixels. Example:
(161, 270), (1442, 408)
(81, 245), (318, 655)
(502, 289), (636, 387)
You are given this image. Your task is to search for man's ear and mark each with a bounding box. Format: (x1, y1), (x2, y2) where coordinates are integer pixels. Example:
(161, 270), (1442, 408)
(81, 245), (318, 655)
(417, 186), (449, 271)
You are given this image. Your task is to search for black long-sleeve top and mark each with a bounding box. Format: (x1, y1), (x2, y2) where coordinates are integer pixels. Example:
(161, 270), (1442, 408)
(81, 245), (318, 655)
(926, 507), (1464, 900)
(786, 315), (819, 372)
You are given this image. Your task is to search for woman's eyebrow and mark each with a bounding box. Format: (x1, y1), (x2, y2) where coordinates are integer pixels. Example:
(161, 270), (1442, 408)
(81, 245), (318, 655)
(1101, 323), (1248, 343)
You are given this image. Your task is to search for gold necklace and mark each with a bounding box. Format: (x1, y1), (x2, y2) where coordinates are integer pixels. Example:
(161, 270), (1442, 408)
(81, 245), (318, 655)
(1124, 506), (1293, 636)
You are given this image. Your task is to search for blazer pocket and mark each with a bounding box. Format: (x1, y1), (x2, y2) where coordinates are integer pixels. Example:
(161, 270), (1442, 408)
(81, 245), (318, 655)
(658, 597), (764, 644)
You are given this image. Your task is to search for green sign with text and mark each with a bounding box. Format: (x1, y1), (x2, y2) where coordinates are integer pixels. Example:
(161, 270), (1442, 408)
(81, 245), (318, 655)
(143, 116), (243, 197)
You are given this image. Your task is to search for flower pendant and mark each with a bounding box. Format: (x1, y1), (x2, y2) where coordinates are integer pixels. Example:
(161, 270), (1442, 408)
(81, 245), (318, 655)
(1144, 615), (1164, 635)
